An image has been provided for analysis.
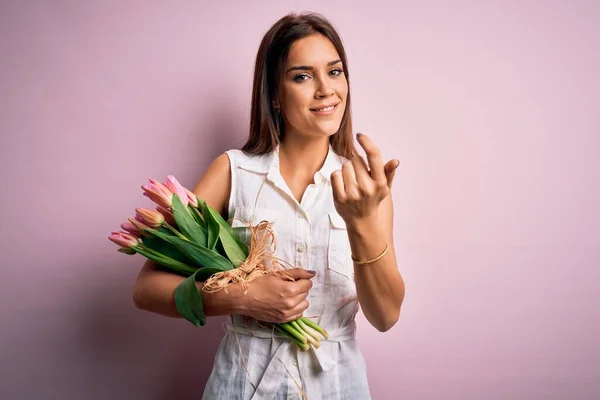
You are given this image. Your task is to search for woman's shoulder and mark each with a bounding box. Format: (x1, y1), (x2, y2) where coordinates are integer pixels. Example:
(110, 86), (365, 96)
(224, 148), (264, 162)
(224, 148), (274, 172)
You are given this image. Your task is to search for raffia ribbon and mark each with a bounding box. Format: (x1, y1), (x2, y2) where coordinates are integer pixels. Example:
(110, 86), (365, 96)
(201, 219), (295, 294)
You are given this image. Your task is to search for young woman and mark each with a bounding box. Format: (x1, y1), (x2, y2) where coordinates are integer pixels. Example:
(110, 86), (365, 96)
(132, 12), (405, 399)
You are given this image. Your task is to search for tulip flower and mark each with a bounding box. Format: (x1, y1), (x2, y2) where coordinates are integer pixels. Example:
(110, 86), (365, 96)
(128, 217), (152, 233)
(156, 205), (176, 225)
(184, 187), (199, 208)
(165, 175), (189, 207)
(120, 221), (141, 237)
(142, 178), (173, 208)
(108, 231), (140, 249)
(135, 208), (164, 228)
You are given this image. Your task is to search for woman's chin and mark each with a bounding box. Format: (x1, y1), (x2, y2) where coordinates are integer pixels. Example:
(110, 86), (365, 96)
(289, 121), (342, 139)
(314, 122), (343, 137)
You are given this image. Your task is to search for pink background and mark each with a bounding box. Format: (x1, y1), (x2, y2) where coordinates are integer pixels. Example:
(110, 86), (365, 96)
(1, 1), (598, 399)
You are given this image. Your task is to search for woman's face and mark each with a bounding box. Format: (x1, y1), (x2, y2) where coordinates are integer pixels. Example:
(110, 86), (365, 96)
(278, 34), (348, 139)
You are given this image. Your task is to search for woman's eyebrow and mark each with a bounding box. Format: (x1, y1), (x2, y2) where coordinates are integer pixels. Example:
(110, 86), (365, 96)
(285, 59), (342, 73)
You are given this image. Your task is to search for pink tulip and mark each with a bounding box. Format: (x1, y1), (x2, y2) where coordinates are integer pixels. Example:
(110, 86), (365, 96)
(108, 231), (140, 248)
(120, 221), (141, 237)
(135, 208), (165, 228)
(142, 178), (173, 208)
(184, 187), (199, 208)
(128, 217), (152, 233)
(165, 175), (189, 207)
(156, 205), (176, 226)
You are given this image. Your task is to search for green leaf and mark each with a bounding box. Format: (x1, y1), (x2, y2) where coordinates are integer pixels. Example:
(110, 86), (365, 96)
(171, 194), (207, 247)
(207, 206), (249, 268)
(174, 269), (206, 326)
(188, 205), (206, 230)
(133, 246), (197, 275)
(147, 228), (234, 271)
(199, 201), (220, 251)
(194, 266), (228, 281)
(156, 226), (175, 236)
(214, 239), (243, 267)
(213, 207), (248, 253)
(141, 235), (197, 266)
(218, 232), (247, 268)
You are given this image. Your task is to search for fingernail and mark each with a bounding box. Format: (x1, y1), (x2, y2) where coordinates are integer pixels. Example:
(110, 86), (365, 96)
(356, 132), (363, 138)
(307, 270), (316, 274)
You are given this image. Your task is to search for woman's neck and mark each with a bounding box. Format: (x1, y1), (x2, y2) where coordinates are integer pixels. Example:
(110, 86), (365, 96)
(278, 136), (330, 182)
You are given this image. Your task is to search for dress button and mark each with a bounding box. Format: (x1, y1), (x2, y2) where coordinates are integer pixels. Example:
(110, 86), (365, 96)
(297, 243), (306, 252)
(292, 357), (298, 366)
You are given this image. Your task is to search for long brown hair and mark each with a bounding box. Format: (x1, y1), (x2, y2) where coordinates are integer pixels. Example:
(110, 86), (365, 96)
(241, 12), (356, 159)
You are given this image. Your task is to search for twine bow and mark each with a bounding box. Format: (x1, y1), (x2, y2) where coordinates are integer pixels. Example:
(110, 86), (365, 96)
(201, 219), (295, 294)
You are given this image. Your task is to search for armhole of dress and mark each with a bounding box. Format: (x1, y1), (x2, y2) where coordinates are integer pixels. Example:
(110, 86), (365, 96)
(224, 150), (236, 222)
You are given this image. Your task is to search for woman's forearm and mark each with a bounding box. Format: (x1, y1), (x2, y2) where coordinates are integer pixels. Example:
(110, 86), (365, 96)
(132, 261), (246, 319)
(347, 217), (405, 332)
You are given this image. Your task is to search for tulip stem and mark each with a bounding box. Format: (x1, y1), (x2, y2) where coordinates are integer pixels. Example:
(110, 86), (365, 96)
(163, 222), (188, 241)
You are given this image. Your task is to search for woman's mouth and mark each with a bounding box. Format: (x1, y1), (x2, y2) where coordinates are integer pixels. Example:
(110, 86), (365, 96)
(310, 103), (339, 116)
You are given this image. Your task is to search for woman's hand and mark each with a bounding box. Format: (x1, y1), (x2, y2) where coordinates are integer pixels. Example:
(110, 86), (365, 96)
(239, 268), (316, 323)
(331, 133), (399, 227)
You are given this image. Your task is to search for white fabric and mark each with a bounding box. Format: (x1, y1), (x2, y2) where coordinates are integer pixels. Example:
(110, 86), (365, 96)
(202, 144), (371, 400)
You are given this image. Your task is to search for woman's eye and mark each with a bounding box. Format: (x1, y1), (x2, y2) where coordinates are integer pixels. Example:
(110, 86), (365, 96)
(330, 68), (343, 76)
(293, 74), (310, 82)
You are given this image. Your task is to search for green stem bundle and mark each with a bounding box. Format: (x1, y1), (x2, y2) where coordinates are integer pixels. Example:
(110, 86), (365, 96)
(276, 317), (329, 351)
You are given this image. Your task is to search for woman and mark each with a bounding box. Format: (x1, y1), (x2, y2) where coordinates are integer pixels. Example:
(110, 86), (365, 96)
(133, 12), (405, 399)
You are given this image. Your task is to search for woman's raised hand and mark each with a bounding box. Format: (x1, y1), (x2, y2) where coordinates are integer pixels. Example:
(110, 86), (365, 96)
(331, 133), (399, 226)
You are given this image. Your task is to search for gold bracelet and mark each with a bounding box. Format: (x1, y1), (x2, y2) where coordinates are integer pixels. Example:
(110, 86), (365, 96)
(351, 242), (389, 265)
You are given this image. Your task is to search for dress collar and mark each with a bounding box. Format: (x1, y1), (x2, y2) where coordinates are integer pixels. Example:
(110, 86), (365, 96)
(238, 143), (344, 185)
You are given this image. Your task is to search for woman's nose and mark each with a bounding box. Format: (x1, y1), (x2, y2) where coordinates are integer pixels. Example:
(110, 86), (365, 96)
(315, 77), (334, 98)
(315, 87), (334, 98)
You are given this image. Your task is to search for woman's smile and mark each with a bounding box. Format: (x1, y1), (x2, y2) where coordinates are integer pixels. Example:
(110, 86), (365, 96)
(310, 102), (340, 116)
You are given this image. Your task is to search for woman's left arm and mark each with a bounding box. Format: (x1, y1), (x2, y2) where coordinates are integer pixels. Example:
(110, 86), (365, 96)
(331, 133), (405, 332)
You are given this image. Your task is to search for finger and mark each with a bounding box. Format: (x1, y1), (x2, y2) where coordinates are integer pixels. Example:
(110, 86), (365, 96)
(283, 310), (307, 323)
(384, 159), (400, 189)
(331, 169), (346, 203)
(356, 133), (386, 184)
(286, 299), (310, 319)
(285, 291), (309, 309)
(342, 161), (359, 198)
(285, 268), (316, 281)
(351, 155), (373, 191)
(288, 278), (313, 295)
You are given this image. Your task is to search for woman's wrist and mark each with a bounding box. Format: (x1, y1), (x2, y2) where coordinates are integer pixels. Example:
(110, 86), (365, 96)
(345, 214), (387, 263)
(198, 281), (247, 317)
(345, 214), (379, 237)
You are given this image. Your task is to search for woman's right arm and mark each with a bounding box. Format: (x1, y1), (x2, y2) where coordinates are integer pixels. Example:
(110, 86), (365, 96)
(132, 258), (249, 318)
(131, 153), (315, 323)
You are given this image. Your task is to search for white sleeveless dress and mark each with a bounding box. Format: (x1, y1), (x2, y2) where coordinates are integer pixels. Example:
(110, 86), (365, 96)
(202, 144), (372, 400)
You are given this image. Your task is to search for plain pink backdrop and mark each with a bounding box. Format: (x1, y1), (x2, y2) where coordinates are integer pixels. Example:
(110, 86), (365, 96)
(1, 1), (598, 399)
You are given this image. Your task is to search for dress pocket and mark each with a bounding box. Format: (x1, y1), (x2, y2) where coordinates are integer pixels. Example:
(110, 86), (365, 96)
(230, 207), (280, 248)
(327, 211), (353, 279)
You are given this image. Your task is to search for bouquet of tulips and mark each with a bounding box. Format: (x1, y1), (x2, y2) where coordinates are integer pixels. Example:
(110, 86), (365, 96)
(109, 175), (328, 351)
